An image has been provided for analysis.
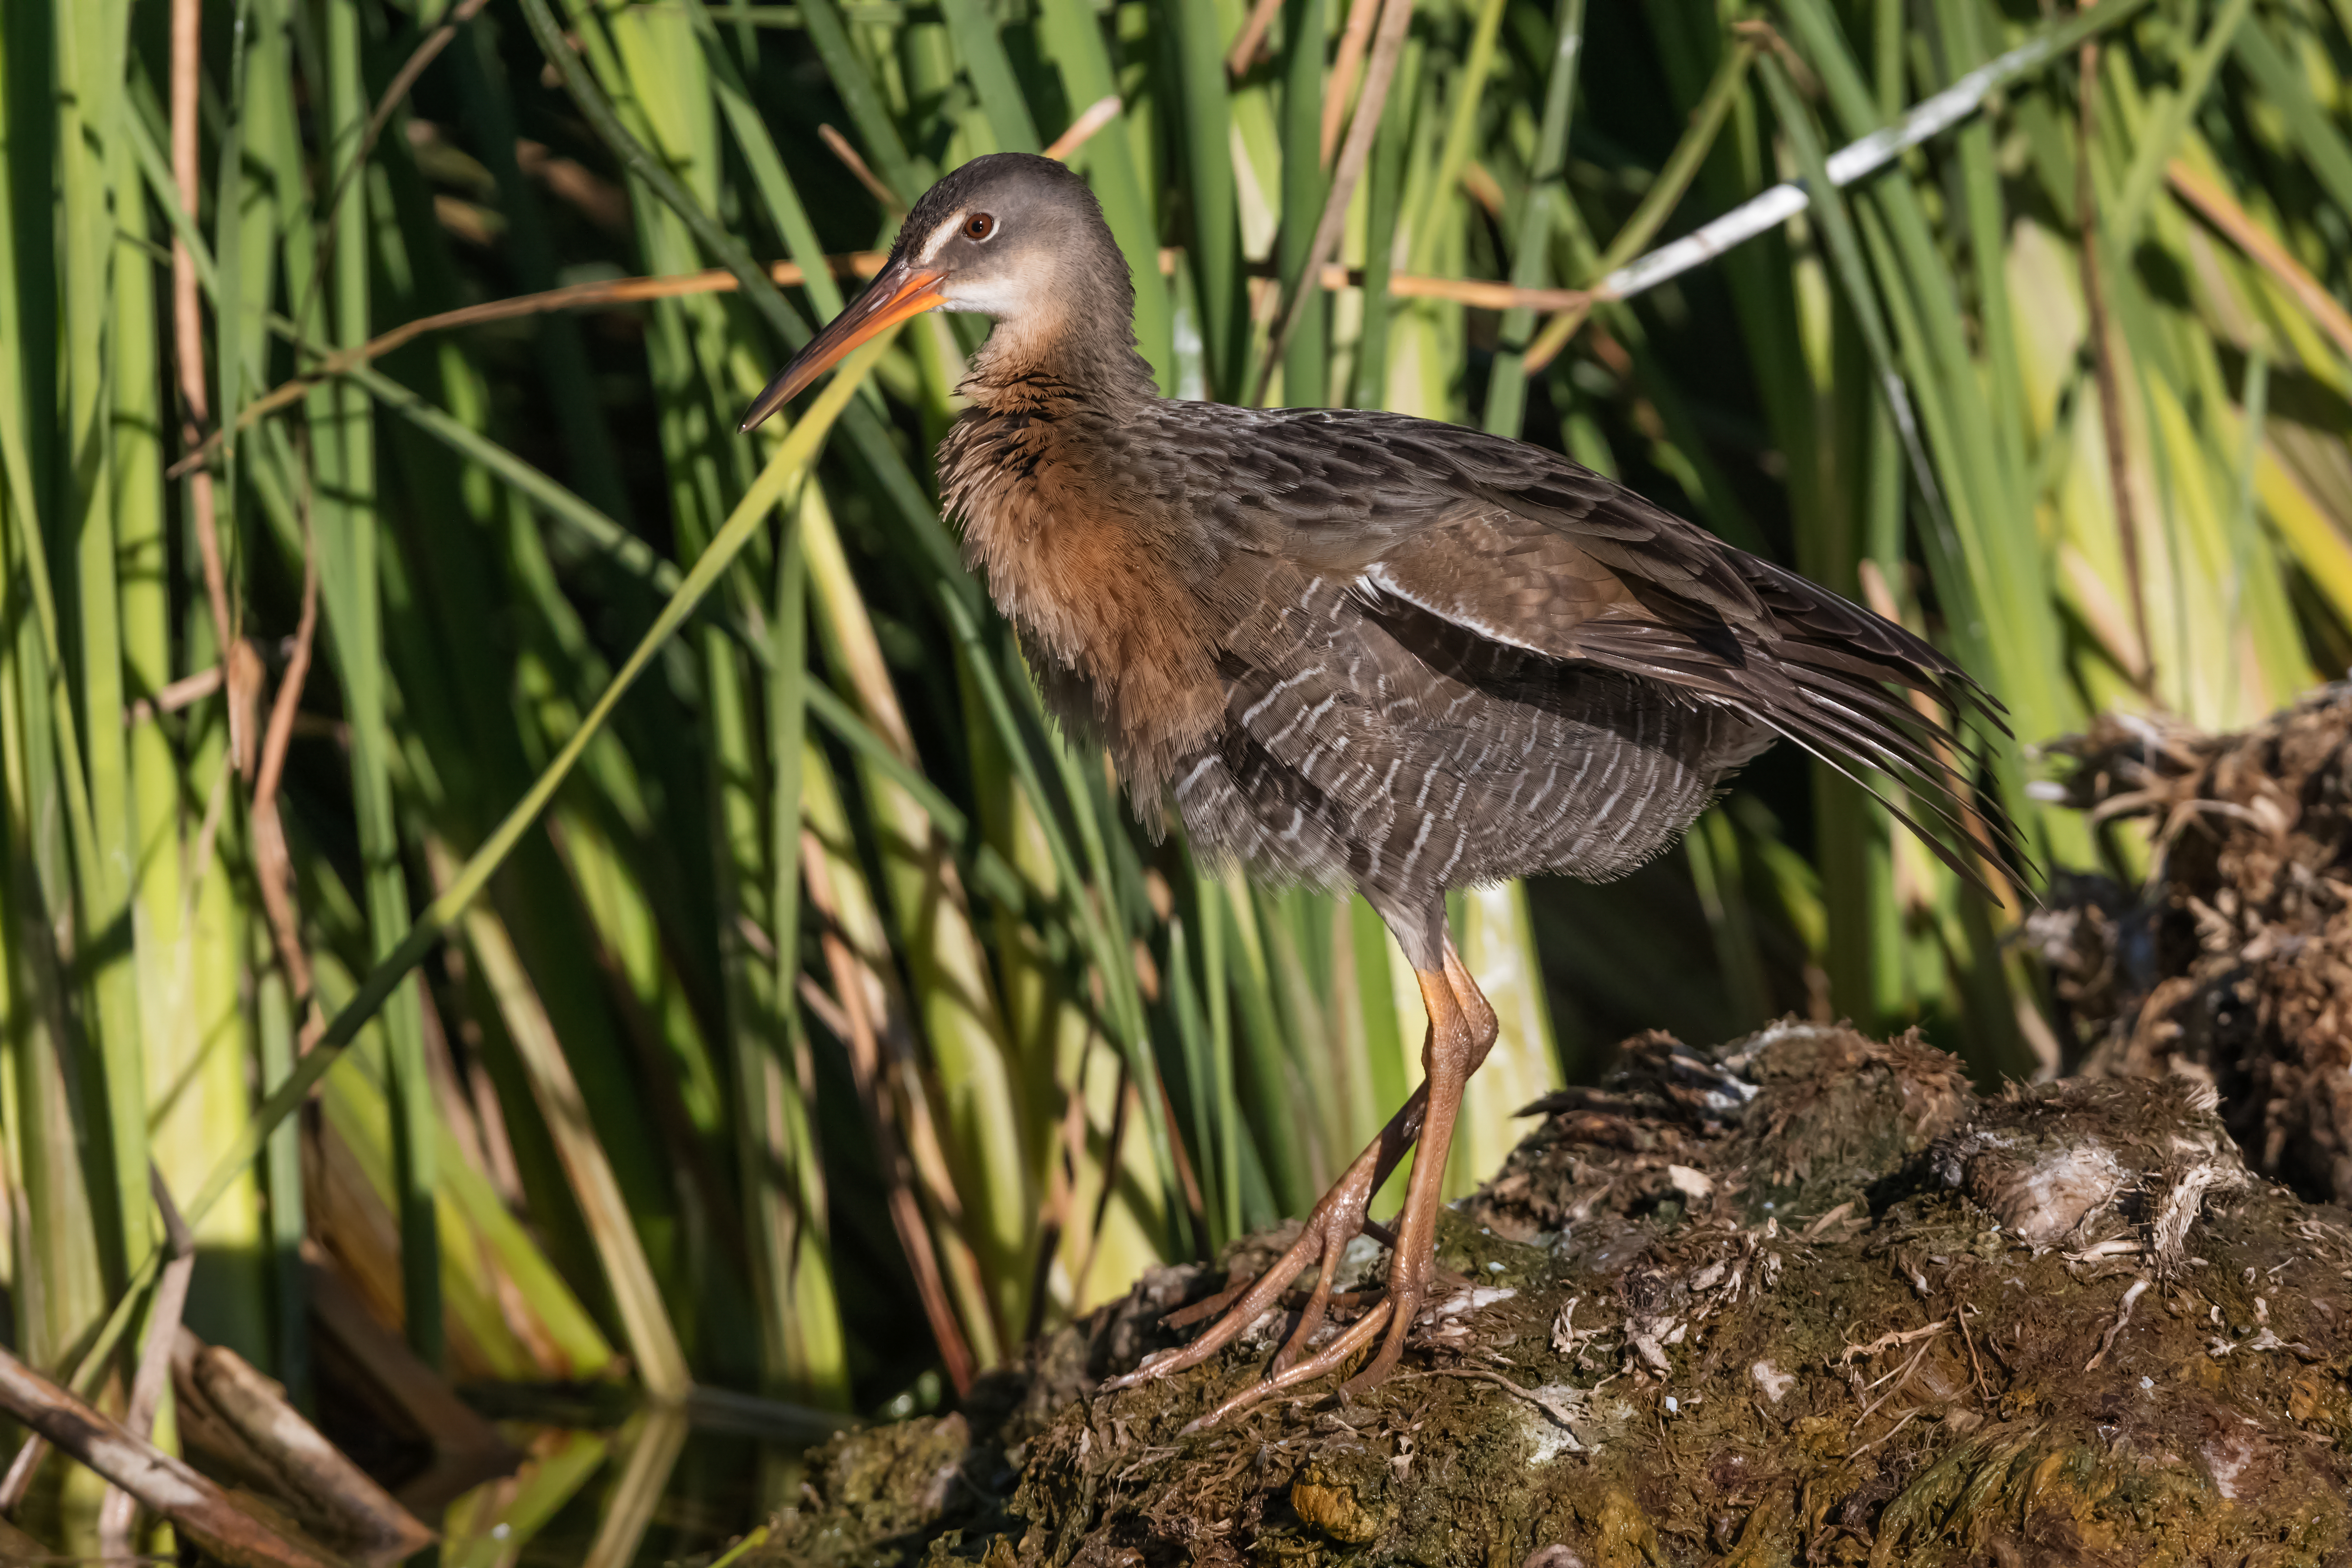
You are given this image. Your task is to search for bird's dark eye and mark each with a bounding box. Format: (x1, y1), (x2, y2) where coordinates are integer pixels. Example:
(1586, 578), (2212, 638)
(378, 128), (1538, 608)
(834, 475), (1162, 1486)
(964, 213), (997, 241)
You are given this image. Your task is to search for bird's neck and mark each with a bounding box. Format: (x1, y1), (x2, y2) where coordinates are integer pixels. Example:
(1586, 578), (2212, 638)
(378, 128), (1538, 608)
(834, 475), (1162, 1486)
(962, 287), (1158, 414)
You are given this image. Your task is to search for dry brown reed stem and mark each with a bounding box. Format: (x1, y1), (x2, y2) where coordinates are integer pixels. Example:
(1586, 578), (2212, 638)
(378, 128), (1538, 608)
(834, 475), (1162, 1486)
(125, 662), (225, 724)
(1227, 0), (1285, 78)
(2168, 158), (2352, 361)
(1255, 0), (1418, 405)
(2078, 36), (2155, 694)
(251, 509), (325, 1035)
(179, 1333), (437, 1556)
(0, 1345), (341, 1568)
(799, 838), (978, 1397)
(1042, 94), (1122, 163)
(97, 1171), (200, 1557)
(0, 1435), (35, 1517)
(819, 122), (903, 210)
(1322, 0), (1384, 166)
(173, 0), (245, 770)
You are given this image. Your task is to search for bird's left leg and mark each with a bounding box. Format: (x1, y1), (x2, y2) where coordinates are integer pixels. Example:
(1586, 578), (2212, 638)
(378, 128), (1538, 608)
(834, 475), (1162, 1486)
(1155, 942), (1499, 1431)
(1101, 1076), (1423, 1396)
(1264, 937), (1498, 1374)
(1342, 945), (1495, 1394)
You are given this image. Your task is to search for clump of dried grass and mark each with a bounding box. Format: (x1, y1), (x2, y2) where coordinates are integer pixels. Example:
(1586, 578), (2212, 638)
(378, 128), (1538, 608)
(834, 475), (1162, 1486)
(2035, 684), (2352, 1203)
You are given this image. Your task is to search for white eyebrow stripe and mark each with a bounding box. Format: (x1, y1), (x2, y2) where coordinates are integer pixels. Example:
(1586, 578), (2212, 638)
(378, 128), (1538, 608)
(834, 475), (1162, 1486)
(917, 212), (967, 264)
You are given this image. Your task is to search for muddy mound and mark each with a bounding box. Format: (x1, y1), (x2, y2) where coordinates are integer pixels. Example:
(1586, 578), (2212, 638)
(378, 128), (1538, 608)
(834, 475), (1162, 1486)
(756, 1024), (2352, 1567)
(2033, 684), (2352, 1204)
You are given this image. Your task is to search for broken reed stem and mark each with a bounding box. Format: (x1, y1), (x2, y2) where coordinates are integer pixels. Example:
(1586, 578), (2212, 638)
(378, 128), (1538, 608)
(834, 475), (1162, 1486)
(2078, 35), (2156, 695)
(0, 1346), (341, 1568)
(818, 123), (903, 210)
(1226, 0), (1284, 78)
(97, 1170), (200, 1556)
(125, 662), (224, 724)
(0, 1433), (39, 1518)
(1041, 94), (1121, 163)
(178, 1334), (436, 1556)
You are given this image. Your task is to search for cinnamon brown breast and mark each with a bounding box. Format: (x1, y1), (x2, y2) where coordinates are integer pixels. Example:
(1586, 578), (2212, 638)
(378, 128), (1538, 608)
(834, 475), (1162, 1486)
(940, 375), (1233, 788)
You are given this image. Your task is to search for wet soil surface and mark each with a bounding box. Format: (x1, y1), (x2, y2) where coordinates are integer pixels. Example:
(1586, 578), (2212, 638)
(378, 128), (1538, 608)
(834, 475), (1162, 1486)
(754, 1022), (2352, 1567)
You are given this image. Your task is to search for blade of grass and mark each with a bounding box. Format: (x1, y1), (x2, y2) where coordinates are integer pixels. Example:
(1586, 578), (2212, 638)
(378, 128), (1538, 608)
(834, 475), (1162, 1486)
(1406, 0), (1505, 277)
(938, 0), (1042, 154)
(1272, 0), (1330, 408)
(757, 510), (850, 1406)
(59, 0), (150, 1303)
(300, 0), (440, 1364)
(1036, 1), (1176, 388)
(426, 839), (692, 1402)
(2109, 0), (2252, 245)
(1165, 0), (1250, 401)
(1483, 0), (1582, 436)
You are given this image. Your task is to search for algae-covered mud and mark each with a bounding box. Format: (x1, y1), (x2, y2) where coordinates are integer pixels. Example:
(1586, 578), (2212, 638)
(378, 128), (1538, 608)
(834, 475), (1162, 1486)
(758, 1023), (2352, 1566)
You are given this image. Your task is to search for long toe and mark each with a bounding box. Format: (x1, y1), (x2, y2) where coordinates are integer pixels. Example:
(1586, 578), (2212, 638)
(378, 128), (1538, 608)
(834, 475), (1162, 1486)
(1104, 1175), (1381, 1393)
(1178, 1296), (1395, 1435)
(1338, 1270), (1424, 1399)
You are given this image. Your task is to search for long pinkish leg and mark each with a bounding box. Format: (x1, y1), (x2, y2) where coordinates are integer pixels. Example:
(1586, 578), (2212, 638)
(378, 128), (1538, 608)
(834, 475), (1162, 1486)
(1108, 940), (1500, 1421)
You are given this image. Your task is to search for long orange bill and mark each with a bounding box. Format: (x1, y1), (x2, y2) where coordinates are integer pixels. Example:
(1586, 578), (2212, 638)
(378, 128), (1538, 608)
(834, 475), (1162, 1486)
(737, 261), (948, 433)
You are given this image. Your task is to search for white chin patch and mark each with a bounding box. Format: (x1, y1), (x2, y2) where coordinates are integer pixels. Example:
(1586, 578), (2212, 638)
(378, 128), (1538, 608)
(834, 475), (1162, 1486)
(941, 274), (1032, 318)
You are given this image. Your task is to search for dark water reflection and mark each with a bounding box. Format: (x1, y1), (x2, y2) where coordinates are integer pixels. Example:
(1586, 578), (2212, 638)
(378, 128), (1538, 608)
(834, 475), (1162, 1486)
(434, 1413), (797, 1568)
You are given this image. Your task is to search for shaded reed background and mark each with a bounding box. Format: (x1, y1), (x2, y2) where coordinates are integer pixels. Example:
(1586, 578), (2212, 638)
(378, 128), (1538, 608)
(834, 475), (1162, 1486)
(6, 0), (2352, 1554)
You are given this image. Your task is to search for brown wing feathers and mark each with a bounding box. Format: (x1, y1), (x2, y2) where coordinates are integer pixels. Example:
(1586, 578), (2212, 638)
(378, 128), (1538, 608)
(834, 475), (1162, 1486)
(1342, 421), (2025, 899)
(1586, 550), (2023, 899)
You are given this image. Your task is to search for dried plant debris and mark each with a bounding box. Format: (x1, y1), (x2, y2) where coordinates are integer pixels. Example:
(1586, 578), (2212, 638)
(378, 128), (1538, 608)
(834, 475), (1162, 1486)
(756, 1023), (2352, 1567)
(2035, 684), (2352, 1205)
(1928, 1077), (2248, 1278)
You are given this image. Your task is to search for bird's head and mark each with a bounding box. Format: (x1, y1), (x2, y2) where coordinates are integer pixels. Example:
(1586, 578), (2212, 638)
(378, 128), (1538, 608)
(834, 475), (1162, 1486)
(740, 152), (1130, 432)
